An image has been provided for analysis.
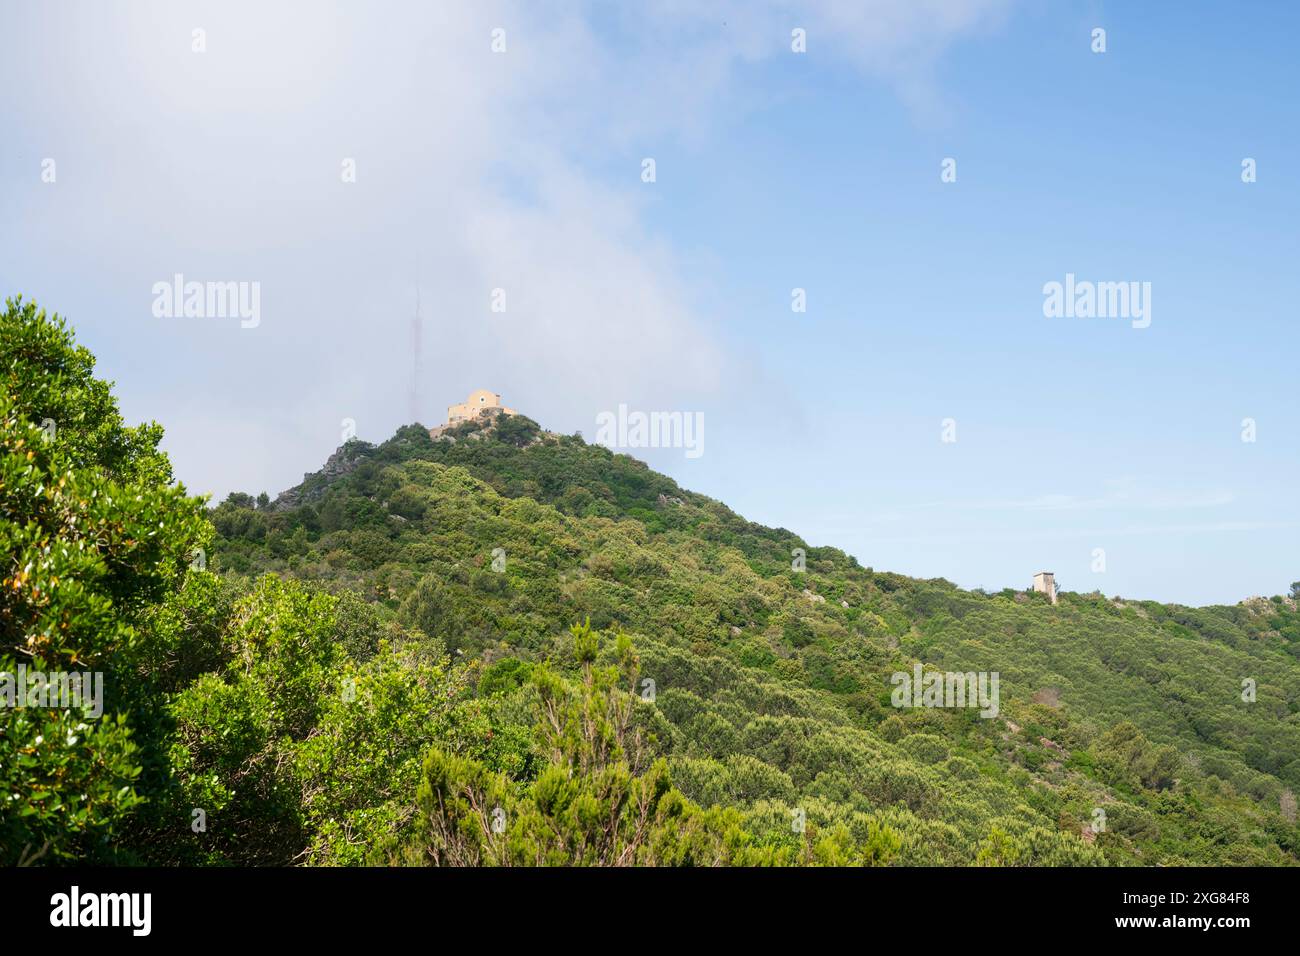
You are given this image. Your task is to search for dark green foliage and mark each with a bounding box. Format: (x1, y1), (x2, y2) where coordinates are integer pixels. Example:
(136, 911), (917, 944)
(1, 297), (208, 863)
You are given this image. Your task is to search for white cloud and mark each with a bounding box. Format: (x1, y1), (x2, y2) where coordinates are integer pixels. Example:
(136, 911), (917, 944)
(1, 0), (1015, 499)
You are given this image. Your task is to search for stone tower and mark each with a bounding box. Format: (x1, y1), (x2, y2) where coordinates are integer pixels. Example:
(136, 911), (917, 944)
(1032, 571), (1058, 605)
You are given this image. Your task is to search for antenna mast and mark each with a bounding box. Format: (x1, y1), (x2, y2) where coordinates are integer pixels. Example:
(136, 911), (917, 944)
(410, 262), (422, 424)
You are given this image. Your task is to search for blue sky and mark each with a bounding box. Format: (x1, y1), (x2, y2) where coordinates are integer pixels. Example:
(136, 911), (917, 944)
(2, 1), (1296, 605)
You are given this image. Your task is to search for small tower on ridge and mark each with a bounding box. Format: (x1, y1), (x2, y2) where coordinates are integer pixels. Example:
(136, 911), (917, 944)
(1032, 571), (1058, 605)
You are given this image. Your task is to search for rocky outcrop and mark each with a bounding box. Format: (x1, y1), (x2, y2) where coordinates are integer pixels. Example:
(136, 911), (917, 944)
(272, 439), (374, 509)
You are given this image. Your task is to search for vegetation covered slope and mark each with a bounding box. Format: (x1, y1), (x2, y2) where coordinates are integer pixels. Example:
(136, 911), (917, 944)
(3, 298), (1297, 866)
(207, 412), (1300, 865)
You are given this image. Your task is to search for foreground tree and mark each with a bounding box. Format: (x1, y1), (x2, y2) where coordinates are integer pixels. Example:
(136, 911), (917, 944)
(0, 297), (208, 863)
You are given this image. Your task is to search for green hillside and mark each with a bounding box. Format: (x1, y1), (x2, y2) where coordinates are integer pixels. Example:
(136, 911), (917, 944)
(4, 298), (1298, 866)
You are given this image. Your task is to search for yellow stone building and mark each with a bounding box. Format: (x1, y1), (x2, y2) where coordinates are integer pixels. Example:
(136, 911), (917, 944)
(446, 389), (515, 425)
